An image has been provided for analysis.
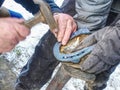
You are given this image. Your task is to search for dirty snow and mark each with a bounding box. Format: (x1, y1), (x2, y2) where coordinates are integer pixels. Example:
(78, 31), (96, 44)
(1, 0), (120, 90)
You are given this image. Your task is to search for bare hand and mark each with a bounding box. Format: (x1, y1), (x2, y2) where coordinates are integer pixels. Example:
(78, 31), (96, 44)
(0, 17), (30, 53)
(53, 13), (77, 45)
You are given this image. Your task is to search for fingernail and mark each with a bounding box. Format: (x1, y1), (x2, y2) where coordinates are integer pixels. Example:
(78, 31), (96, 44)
(54, 34), (57, 38)
(54, 29), (58, 33)
(57, 38), (61, 42)
(62, 41), (66, 45)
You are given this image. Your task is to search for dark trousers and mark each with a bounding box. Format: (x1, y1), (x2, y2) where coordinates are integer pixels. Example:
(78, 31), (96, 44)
(16, 31), (60, 89)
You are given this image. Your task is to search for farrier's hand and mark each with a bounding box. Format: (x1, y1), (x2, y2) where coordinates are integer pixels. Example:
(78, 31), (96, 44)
(53, 13), (77, 45)
(0, 17), (30, 53)
(79, 23), (120, 74)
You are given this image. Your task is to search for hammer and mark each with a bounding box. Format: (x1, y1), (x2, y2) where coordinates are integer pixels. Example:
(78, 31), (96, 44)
(0, 0), (58, 32)
(25, 0), (58, 31)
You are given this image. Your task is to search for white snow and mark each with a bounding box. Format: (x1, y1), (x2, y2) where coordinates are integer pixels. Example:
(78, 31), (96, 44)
(1, 0), (120, 90)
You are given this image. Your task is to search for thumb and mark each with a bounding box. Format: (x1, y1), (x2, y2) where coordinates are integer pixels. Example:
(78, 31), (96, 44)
(76, 26), (109, 50)
(75, 33), (97, 51)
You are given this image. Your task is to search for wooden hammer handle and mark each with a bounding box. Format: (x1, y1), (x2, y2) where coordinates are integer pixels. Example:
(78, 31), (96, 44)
(0, 7), (46, 29)
(23, 12), (46, 29)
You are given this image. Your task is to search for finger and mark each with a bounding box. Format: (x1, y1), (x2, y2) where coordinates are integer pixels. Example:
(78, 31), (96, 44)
(85, 61), (105, 74)
(2, 29), (19, 45)
(52, 14), (59, 37)
(12, 29), (25, 41)
(80, 27), (110, 47)
(53, 14), (59, 24)
(14, 18), (24, 23)
(80, 54), (99, 71)
(3, 44), (15, 52)
(57, 18), (67, 42)
(52, 28), (58, 38)
(62, 19), (73, 45)
(72, 22), (77, 32)
(0, 40), (16, 53)
(95, 64), (111, 74)
(81, 34), (97, 46)
(9, 30), (20, 44)
(3, 17), (24, 23)
(14, 23), (30, 38)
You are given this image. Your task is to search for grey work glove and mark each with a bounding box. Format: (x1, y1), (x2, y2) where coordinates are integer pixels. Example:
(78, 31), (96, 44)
(78, 20), (120, 74)
(62, 64), (96, 82)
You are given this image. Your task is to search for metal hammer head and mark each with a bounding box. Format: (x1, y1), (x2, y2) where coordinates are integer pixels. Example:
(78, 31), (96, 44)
(33, 0), (42, 4)
(33, 0), (58, 31)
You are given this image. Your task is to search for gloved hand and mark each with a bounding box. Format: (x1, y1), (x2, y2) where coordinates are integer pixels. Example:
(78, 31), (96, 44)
(62, 64), (96, 81)
(78, 20), (120, 74)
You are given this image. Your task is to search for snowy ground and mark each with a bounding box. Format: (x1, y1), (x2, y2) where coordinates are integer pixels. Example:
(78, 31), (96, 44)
(1, 0), (120, 90)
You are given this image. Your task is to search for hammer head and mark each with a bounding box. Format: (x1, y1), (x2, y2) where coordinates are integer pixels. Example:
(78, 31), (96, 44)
(33, 0), (42, 4)
(33, 0), (58, 31)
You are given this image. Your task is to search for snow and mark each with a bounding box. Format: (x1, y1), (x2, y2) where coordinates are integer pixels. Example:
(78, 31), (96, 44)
(1, 0), (120, 90)
(54, 0), (64, 7)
